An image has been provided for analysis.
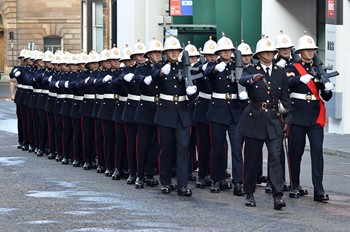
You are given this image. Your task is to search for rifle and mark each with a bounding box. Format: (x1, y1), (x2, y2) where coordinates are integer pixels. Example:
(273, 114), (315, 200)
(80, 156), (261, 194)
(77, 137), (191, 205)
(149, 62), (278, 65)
(231, 49), (246, 94)
(312, 52), (339, 84)
(178, 50), (204, 87)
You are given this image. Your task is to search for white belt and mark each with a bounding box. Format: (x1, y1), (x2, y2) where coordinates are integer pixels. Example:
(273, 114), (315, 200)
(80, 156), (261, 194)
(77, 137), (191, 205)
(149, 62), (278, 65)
(65, 94), (74, 99)
(22, 85), (32, 90)
(33, 89), (42, 93)
(116, 95), (127, 102)
(84, 94), (95, 99)
(198, 91), (211, 100)
(57, 94), (66, 99)
(212, 92), (238, 100)
(49, 92), (57, 97)
(96, 94), (104, 100)
(128, 94), (141, 101)
(290, 92), (317, 101)
(17, 84), (23, 88)
(74, 96), (84, 101)
(41, 90), (49, 94)
(141, 94), (159, 102)
(159, 93), (187, 102)
(103, 94), (115, 99)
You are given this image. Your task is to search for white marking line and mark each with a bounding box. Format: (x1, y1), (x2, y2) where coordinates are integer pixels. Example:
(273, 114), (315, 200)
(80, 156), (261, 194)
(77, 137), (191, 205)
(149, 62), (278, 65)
(339, 162), (350, 165)
(345, 175), (350, 178)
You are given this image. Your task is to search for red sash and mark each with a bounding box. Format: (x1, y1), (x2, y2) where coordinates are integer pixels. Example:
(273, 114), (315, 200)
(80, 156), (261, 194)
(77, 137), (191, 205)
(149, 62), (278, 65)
(293, 63), (326, 127)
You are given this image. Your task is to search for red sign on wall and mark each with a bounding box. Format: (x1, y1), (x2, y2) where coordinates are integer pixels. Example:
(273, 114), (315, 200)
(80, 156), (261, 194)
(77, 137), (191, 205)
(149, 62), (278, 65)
(327, 0), (335, 19)
(170, 0), (182, 16)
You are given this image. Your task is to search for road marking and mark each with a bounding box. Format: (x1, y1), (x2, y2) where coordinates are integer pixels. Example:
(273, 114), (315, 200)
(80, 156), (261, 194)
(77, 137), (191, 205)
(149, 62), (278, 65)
(345, 175), (350, 178)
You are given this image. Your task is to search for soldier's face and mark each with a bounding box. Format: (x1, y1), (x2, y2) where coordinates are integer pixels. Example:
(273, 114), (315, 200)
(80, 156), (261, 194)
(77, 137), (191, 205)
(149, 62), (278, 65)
(123, 59), (135, 67)
(189, 56), (198, 65)
(299, 49), (315, 62)
(218, 50), (233, 62)
(109, 59), (120, 69)
(45, 62), (54, 69)
(165, 49), (181, 63)
(69, 64), (78, 72)
(242, 55), (252, 65)
(88, 62), (99, 71)
(204, 54), (217, 62)
(147, 51), (162, 63)
(100, 60), (111, 69)
(132, 54), (146, 64)
(278, 48), (291, 59)
(257, 51), (275, 64)
(36, 60), (45, 68)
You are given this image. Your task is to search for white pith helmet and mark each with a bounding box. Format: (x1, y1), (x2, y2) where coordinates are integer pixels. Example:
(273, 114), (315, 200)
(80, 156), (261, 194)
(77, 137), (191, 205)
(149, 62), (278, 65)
(120, 44), (133, 61)
(201, 36), (217, 55)
(43, 49), (53, 62)
(144, 38), (163, 57)
(252, 35), (277, 59)
(131, 40), (146, 57)
(294, 31), (318, 54)
(163, 36), (182, 52)
(34, 50), (45, 61)
(108, 45), (121, 60)
(185, 41), (200, 57)
(18, 49), (28, 58)
(215, 32), (235, 54)
(99, 48), (110, 62)
(67, 53), (78, 65)
(77, 51), (88, 64)
(237, 40), (253, 56)
(30, 50), (37, 60)
(85, 50), (100, 67)
(275, 30), (294, 49)
(58, 52), (69, 65)
(51, 50), (63, 64)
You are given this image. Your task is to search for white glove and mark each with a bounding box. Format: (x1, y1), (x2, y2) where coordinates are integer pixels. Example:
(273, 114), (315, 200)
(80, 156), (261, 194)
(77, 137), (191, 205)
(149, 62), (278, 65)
(124, 73), (134, 82)
(161, 63), (171, 75)
(276, 59), (286, 68)
(324, 82), (335, 92)
(239, 91), (249, 100)
(186, 85), (197, 96)
(55, 81), (59, 88)
(13, 68), (18, 73)
(103, 75), (112, 83)
(15, 71), (21, 77)
(202, 63), (208, 72)
(215, 61), (226, 72)
(300, 74), (312, 84)
(64, 81), (69, 88)
(48, 75), (52, 82)
(84, 76), (90, 84)
(144, 75), (152, 85)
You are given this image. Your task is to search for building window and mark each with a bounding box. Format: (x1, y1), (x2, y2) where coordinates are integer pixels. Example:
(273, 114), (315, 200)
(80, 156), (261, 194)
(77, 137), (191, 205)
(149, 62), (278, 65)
(44, 36), (62, 53)
(92, 2), (103, 52)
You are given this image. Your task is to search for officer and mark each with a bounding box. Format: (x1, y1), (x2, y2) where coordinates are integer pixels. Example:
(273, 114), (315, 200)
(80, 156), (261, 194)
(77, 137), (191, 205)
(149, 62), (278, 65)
(286, 32), (334, 202)
(194, 37), (217, 188)
(70, 52), (88, 167)
(204, 33), (245, 196)
(10, 48), (28, 150)
(151, 36), (197, 196)
(184, 41), (200, 182)
(238, 36), (291, 210)
(133, 38), (163, 189)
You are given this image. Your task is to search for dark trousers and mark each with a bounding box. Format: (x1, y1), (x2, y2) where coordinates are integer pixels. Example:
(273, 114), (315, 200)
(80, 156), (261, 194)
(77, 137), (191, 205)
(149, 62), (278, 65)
(158, 121), (190, 188)
(38, 110), (48, 151)
(55, 114), (63, 156)
(20, 105), (29, 146)
(82, 116), (95, 164)
(32, 109), (40, 149)
(288, 124), (324, 194)
(210, 121), (243, 183)
(243, 137), (283, 196)
(47, 112), (56, 154)
(27, 108), (35, 147)
(72, 117), (83, 162)
(125, 122), (138, 176)
(103, 120), (115, 170)
(137, 123), (158, 179)
(115, 122), (127, 171)
(196, 122), (211, 178)
(188, 125), (197, 173)
(16, 104), (24, 145)
(94, 118), (104, 166)
(63, 116), (73, 159)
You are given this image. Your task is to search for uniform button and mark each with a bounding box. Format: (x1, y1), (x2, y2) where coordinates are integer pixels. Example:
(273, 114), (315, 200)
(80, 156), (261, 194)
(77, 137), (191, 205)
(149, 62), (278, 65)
(173, 76), (176, 79)
(249, 113), (252, 116)
(103, 102), (105, 104)
(174, 85), (177, 88)
(268, 81), (271, 84)
(267, 91), (270, 94)
(265, 109), (268, 112)
(227, 85), (230, 87)
(267, 100), (270, 103)
(255, 86), (258, 88)
(278, 87), (281, 89)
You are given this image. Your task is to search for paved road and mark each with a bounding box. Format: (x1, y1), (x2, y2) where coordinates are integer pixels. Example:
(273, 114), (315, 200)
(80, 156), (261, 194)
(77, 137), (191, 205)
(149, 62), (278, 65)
(0, 98), (350, 232)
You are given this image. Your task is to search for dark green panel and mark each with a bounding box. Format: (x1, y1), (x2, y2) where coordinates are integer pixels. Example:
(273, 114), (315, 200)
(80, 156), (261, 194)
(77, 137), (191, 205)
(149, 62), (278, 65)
(215, 0), (241, 47)
(241, 0), (262, 51)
